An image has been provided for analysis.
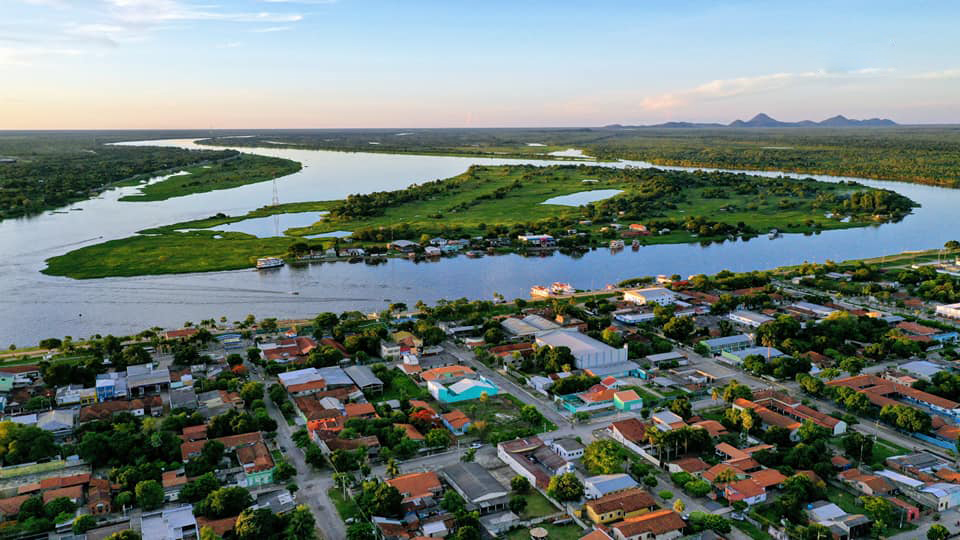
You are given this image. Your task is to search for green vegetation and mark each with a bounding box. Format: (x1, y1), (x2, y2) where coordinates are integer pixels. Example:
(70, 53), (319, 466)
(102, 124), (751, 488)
(199, 126), (960, 187)
(328, 487), (361, 521)
(119, 154), (301, 202)
(0, 132), (236, 219)
(43, 163), (913, 279)
(518, 491), (557, 519)
(506, 524), (585, 540)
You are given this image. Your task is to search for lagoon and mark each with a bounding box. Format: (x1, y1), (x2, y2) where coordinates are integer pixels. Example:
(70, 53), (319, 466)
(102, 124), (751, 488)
(541, 189), (624, 207)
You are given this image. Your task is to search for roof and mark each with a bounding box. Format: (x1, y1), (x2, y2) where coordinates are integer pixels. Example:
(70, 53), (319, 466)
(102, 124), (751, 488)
(580, 530), (613, 540)
(386, 472), (442, 501)
(163, 470), (188, 489)
(701, 334), (753, 347)
(396, 423), (424, 440)
(715, 442), (749, 461)
(344, 365), (384, 389)
(614, 390), (642, 403)
(421, 365), (475, 382)
(180, 431), (262, 461)
(141, 506), (197, 540)
(585, 474), (639, 496)
(42, 484), (83, 503)
(236, 441), (275, 473)
(896, 322), (939, 336)
(671, 457), (710, 473)
(612, 509), (686, 538)
(447, 377), (497, 396)
(441, 462), (508, 503)
(442, 410), (471, 429)
(858, 475), (892, 493)
(39, 473), (90, 490)
(553, 438), (585, 452)
(610, 418), (647, 443)
(750, 468), (787, 488)
(196, 516), (239, 537)
(691, 420), (727, 437)
(344, 402), (377, 418)
(0, 494), (29, 517)
(535, 329), (621, 356)
(586, 487), (655, 515)
(725, 478), (764, 501)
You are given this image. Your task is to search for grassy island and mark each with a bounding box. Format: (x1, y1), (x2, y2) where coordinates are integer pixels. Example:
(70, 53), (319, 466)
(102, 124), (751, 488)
(42, 164), (915, 279)
(118, 153), (302, 202)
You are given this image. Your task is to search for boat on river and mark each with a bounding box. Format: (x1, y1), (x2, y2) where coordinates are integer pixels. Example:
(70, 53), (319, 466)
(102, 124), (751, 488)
(610, 240), (625, 249)
(256, 257), (284, 269)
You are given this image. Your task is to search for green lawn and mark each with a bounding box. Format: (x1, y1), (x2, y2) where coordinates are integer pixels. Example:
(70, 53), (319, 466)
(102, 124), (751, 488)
(506, 523), (585, 540)
(376, 370), (430, 402)
(826, 485), (868, 515)
(119, 154), (302, 202)
(327, 487), (360, 521)
(520, 491), (559, 519)
(457, 394), (557, 442)
(870, 439), (909, 467)
(734, 520), (773, 540)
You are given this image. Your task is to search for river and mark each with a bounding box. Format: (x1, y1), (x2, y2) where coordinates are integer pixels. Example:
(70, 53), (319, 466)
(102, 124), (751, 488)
(1, 139), (957, 345)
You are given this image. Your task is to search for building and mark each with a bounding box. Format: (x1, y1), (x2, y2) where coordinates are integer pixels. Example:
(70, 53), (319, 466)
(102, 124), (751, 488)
(723, 478), (766, 506)
(936, 303), (960, 320)
(720, 346), (785, 365)
(441, 410), (472, 435)
(345, 365), (384, 393)
(827, 374), (960, 420)
(921, 483), (960, 511)
(749, 390), (847, 435)
(609, 509), (686, 540)
(95, 372), (128, 402)
(420, 365), (476, 383)
(140, 506), (198, 540)
(440, 462), (509, 514)
(36, 409), (76, 440)
(497, 436), (574, 489)
(278, 367), (327, 396)
(699, 334), (753, 354)
(517, 234), (556, 247)
(386, 471), (443, 513)
(610, 418), (648, 455)
(623, 288), (676, 306)
(180, 432), (275, 488)
(728, 310), (775, 328)
(126, 364), (171, 396)
(388, 240), (420, 252)
(645, 351), (686, 367)
(551, 438), (585, 460)
(788, 301), (838, 319)
(259, 336), (317, 363)
(898, 360), (946, 381)
(535, 329), (630, 370)
(428, 376), (499, 403)
(55, 384), (97, 406)
(614, 390), (643, 412)
(584, 474), (641, 501)
(500, 314), (562, 337)
(896, 322), (959, 343)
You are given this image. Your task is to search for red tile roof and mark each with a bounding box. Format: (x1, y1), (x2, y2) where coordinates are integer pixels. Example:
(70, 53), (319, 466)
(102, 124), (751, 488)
(0, 495), (29, 517)
(344, 402), (377, 418)
(386, 472), (442, 501)
(42, 485), (83, 504)
(236, 441), (275, 473)
(442, 410), (471, 430)
(612, 509), (686, 538)
(421, 366), (475, 382)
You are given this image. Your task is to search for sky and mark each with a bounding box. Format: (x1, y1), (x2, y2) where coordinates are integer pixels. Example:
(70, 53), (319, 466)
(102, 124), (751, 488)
(2, 0), (960, 129)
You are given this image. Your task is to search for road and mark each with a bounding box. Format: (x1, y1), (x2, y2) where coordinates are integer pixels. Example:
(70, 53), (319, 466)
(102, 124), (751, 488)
(251, 364), (346, 540)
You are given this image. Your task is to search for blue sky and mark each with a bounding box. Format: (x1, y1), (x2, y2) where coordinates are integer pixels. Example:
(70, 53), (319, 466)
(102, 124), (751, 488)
(3, 0), (960, 128)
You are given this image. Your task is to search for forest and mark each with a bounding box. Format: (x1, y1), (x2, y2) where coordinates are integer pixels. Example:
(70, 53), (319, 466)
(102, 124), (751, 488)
(0, 132), (236, 219)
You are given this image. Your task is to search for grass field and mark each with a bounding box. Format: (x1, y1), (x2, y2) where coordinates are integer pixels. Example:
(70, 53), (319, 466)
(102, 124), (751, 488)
(519, 491), (559, 519)
(871, 438), (910, 467)
(119, 154), (302, 202)
(42, 163), (907, 279)
(506, 523), (585, 540)
(733, 519), (773, 540)
(327, 487), (360, 521)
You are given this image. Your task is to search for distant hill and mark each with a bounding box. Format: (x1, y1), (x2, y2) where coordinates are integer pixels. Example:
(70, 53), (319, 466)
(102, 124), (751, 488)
(608, 113), (897, 129)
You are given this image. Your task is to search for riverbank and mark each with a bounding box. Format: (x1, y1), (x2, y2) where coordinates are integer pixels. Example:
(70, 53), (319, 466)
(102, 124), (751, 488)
(118, 153), (302, 202)
(41, 163), (914, 279)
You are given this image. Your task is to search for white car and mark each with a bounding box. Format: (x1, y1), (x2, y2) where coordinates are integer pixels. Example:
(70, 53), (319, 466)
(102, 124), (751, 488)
(469, 442), (484, 449)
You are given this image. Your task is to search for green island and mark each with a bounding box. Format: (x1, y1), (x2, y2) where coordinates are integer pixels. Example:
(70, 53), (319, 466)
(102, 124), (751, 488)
(118, 153), (301, 202)
(42, 163), (915, 279)
(199, 126), (960, 187)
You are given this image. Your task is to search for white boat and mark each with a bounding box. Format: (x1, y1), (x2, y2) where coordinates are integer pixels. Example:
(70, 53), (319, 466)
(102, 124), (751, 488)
(530, 285), (552, 298)
(609, 240), (625, 249)
(550, 282), (575, 295)
(256, 257), (284, 269)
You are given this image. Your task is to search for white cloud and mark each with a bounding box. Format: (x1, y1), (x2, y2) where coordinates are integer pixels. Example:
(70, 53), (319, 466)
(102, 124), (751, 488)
(911, 69), (960, 80)
(104, 0), (303, 24)
(0, 45), (83, 66)
(640, 68), (895, 111)
(251, 26), (292, 33)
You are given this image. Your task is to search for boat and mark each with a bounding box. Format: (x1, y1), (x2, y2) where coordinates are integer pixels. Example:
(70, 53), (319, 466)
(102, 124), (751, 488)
(550, 282), (575, 295)
(466, 250), (485, 258)
(609, 240), (625, 249)
(631, 240), (640, 249)
(256, 257), (284, 269)
(530, 285), (552, 298)
(768, 229), (780, 239)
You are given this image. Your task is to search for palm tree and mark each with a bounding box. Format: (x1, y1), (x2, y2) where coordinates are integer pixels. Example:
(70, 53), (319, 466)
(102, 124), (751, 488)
(333, 473), (350, 496)
(714, 468), (737, 486)
(385, 458), (400, 479)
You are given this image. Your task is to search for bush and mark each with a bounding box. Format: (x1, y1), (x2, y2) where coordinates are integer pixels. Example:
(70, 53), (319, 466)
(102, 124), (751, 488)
(643, 475), (658, 487)
(658, 490), (673, 500)
(684, 479), (712, 497)
(670, 471), (693, 486)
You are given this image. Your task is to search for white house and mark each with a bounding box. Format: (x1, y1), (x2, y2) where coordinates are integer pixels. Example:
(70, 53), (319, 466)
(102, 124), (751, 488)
(937, 303), (960, 320)
(623, 287), (676, 306)
(728, 310), (774, 328)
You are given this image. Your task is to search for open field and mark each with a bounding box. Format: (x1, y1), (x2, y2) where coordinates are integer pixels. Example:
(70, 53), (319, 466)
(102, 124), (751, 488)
(42, 164), (913, 279)
(505, 523), (585, 540)
(118, 153), (301, 202)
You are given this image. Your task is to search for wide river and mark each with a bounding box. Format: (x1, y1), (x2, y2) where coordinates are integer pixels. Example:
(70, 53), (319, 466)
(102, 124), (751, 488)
(1, 139), (958, 345)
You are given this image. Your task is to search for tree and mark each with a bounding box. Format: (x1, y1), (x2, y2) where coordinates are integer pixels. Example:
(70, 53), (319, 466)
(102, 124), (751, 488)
(181, 472), (220, 502)
(385, 457), (400, 478)
(547, 472), (584, 501)
(135, 479), (164, 511)
(357, 480), (403, 518)
(668, 396), (692, 419)
(0, 421), (58, 466)
(44, 496), (76, 519)
(197, 486), (254, 518)
(663, 316), (695, 342)
(105, 532), (142, 540)
(928, 524), (950, 540)
(72, 514), (97, 534)
(425, 429), (449, 448)
(673, 498), (686, 513)
(720, 381), (753, 403)
(347, 522), (377, 540)
(511, 475), (531, 494)
(200, 526), (223, 540)
(509, 495), (527, 515)
(234, 508), (280, 540)
(275, 461), (296, 482)
(440, 491), (466, 514)
(115, 491), (134, 509)
(284, 505), (317, 540)
(462, 448), (476, 462)
(713, 468), (737, 486)
(583, 440), (624, 474)
(240, 381), (265, 404)
(684, 480), (712, 497)
(842, 432), (875, 463)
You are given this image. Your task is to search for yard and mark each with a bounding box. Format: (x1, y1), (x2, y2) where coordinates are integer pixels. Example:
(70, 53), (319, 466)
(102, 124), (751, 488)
(733, 519), (773, 540)
(870, 438), (909, 467)
(506, 523), (585, 540)
(519, 491), (559, 520)
(376, 368), (430, 402)
(455, 394), (557, 443)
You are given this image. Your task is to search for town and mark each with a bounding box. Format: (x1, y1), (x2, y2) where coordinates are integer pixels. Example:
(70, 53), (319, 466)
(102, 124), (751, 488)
(4, 250), (960, 540)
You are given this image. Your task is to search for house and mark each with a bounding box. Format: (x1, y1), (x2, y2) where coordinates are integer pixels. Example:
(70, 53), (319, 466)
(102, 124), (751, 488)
(584, 474), (640, 500)
(344, 402), (378, 419)
(441, 410), (471, 435)
(896, 322), (958, 343)
(517, 234), (556, 247)
(667, 457), (710, 475)
(720, 346), (785, 365)
(169, 387), (198, 410)
(936, 303), (960, 320)
(386, 471), (443, 512)
(396, 423), (425, 441)
(162, 470), (188, 502)
(623, 288), (676, 306)
(748, 390), (847, 435)
(126, 364), (171, 396)
(609, 509), (686, 540)
(723, 478), (766, 506)
(552, 438), (585, 460)
(651, 410), (686, 431)
(235, 440), (277, 487)
(808, 501), (872, 540)
(259, 336), (317, 363)
(440, 462), (510, 514)
(278, 367), (327, 397)
(428, 376), (499, 403)
(609, 418), (648, 455)
(787, 301), (838, 319)
(614, 390), (643, 412)
(497, 436), (574, 489)
(920, 483), (960, 511)
(36, 409), (76, 441)
(827, 374), (960, 420)
(421, 365), (475, 383)
(140, 506), (198, 540)
(0, 494), (29, 522)
(388, 240), (420, 253)
(584, 487), (657, 524)
(855, 475), (894, 496)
